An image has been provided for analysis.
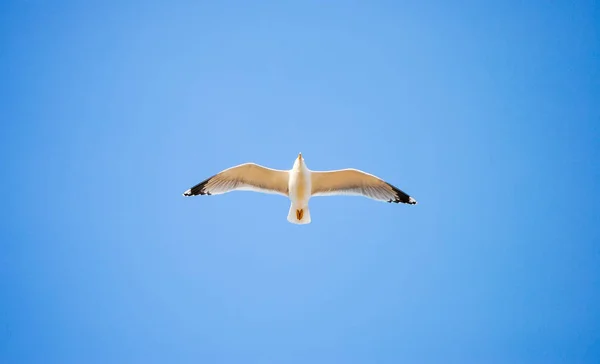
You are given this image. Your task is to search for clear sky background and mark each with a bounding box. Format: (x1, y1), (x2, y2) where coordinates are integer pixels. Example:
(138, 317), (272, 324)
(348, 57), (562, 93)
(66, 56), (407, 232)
(1, 1), (599, 363)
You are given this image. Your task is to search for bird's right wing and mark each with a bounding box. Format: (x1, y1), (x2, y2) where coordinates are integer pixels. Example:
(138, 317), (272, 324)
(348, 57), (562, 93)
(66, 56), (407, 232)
(310, 168), (417, 204)
(183, 163), (289, 197)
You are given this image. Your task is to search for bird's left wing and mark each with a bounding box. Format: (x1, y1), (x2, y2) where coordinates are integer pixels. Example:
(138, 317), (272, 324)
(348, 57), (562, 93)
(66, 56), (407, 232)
(183, 163), (289, 197)
(310, 168), (417, 204)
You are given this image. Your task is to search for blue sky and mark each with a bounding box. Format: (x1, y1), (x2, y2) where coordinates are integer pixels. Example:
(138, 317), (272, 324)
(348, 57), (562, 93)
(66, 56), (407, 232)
(1, 0), (599, 363)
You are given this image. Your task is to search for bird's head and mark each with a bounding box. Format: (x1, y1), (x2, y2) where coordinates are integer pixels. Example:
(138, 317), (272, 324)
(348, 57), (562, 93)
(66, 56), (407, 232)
(294, 152), (305, 169)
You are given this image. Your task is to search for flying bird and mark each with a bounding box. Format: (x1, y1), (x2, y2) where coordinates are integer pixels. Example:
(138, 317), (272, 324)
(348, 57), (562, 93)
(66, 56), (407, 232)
(183, 153), (417, 224)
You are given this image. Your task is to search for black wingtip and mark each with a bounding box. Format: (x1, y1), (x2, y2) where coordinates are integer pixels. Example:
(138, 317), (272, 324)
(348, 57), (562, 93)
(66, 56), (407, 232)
(183, 177), (212, 196)
(387, 183), (418, 205)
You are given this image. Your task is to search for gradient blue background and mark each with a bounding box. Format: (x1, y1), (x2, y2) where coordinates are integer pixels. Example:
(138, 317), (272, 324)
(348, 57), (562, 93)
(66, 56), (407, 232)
(1, 1), (599, 363)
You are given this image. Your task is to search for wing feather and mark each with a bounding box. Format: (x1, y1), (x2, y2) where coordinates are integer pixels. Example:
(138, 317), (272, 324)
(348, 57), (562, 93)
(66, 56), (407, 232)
(310, 168), (417, 204)
(183, 163), (289, 197)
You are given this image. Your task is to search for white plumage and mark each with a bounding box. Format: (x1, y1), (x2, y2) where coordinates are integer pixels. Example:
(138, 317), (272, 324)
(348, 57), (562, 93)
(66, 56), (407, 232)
(183, 153), (417, 224)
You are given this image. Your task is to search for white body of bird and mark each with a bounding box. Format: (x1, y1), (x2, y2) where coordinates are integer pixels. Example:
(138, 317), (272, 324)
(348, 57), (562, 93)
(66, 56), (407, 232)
(287, 156), (312, 224)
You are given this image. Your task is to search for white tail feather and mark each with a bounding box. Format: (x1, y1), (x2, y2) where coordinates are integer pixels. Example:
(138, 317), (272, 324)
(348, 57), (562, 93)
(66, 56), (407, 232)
(287, 203), (311, 224)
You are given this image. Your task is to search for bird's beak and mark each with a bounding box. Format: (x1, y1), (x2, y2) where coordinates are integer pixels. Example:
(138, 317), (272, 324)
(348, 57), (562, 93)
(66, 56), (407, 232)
(298, 152), (302, 160)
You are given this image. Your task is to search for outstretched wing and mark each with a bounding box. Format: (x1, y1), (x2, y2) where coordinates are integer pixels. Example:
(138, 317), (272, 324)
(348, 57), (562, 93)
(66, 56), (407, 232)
(183, 163), (289, 197)
(310, 168), (417, 204)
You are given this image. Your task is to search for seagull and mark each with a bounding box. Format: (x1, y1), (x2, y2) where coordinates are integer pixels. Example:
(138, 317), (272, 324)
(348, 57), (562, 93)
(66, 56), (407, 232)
(183, 153), (417, 224)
